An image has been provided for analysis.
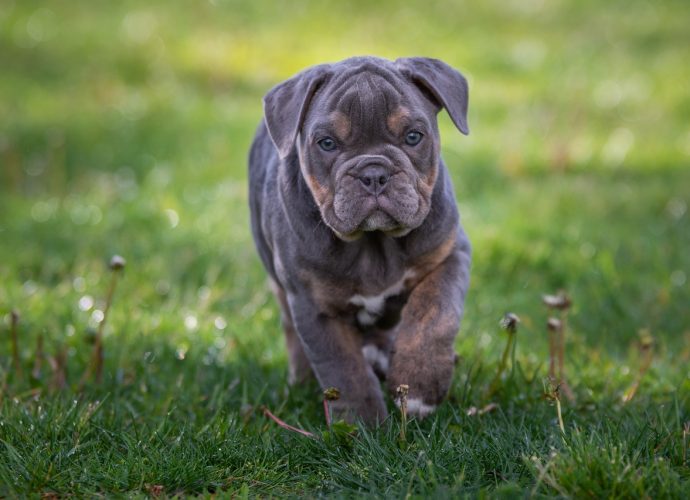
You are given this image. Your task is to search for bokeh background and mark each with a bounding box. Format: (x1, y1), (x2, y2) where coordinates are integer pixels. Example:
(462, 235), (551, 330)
(2, 0), (688, 353)
(1, 0), (689, 495)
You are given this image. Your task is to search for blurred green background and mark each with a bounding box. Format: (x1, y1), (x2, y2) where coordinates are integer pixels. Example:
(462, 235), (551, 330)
(2, 0), (688, 353)
(0, 0), (689, 494)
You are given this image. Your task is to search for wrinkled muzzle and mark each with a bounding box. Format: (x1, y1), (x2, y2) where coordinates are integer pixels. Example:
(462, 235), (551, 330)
(328, 155), (427, 238)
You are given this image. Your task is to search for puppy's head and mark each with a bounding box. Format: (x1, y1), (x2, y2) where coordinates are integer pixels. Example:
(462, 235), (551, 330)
(263, 56), (469, 240)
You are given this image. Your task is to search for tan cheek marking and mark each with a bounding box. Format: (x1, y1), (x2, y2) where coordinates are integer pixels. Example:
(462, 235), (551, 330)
(330, 111), (351, 141)
(306, 174), (331, 206)
(387, 107), (410, 135)
(417, 158), (440, 198)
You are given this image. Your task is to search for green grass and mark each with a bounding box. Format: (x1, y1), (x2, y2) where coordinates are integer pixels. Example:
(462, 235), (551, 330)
(1, 0), (690, 496)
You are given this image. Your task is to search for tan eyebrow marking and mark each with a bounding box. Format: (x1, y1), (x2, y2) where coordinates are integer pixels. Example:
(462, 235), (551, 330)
(387, 106), (410, 135)
(329, 111), (351, 141)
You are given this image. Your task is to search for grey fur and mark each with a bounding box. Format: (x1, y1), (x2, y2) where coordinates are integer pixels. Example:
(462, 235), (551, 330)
(249, 56), (472, 424)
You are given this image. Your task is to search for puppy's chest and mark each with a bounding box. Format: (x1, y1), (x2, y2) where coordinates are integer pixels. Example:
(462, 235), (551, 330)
(347, 269), (417, 329)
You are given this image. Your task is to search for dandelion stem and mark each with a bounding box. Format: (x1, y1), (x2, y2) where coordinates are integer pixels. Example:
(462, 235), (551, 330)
(555, 392), (565, 434)
(80, 256), (125, 388)
(683, 422), (689, 466)
(622, 334), (654, 403)
(10, 310), (22, 380)
(488, 313), (520, 396)
(51, 345), (67, 391)
(396, 384), (409, 443)
(322, 387), (340, 428)
(546, 318), (559, 382)
(32, 334), (44, 380)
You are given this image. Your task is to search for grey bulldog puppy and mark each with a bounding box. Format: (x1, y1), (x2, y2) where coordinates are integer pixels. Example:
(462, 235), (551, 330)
(248, 56), (471, 424)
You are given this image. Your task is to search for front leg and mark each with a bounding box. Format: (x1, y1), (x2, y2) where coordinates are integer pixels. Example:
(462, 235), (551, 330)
(286, 292), (388, 425)
(387, 236), (471, 418)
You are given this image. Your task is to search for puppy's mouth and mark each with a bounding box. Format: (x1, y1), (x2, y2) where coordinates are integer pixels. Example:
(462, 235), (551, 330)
(359, 208), (399, 232)
(329, 175), (424, 239)
(351, 196), (417, 238)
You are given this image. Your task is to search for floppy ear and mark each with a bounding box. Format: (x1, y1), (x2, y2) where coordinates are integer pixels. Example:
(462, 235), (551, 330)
(263, 64), (331, 158)
(395, 57), (469, 135)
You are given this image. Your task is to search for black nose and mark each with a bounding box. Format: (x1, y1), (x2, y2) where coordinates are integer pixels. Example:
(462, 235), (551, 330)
(358, 165), (391, 195)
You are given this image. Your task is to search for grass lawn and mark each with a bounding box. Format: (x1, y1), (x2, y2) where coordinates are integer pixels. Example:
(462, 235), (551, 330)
(1, 0), (689, 496)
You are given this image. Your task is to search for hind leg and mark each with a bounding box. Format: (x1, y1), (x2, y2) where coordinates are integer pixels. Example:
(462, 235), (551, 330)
(270, 279), (314, 384)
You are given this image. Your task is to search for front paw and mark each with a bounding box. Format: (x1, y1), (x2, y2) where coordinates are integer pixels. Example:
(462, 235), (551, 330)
(387, 350), (455, 418)
(329, 394), (388, 425)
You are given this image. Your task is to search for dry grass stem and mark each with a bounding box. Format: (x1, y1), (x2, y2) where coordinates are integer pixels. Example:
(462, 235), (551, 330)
(262, 406), (315, 439)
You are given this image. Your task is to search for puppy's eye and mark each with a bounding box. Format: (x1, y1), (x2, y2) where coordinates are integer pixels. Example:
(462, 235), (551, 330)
(317, 137), (337, 152)
(404, 131), (423, 146)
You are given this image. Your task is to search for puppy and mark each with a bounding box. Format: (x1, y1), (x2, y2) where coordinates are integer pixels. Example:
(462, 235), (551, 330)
(249, 56), (471, 424)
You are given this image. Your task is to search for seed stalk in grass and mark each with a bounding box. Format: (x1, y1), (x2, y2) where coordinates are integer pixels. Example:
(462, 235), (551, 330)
(622, 331), (654, 403)
(323, 387), (340, 427)
(487, 313), (520, 396)
(10, 309), (22, 380)
(32, 333), (44, 380)
(543, 292), (575, 402)
(80, 255), (125, 388)
(396, 384), (409, 444)
(545, 381), (565, 434)
(50, 345), (68, 391)
(683, 421), (689, 466)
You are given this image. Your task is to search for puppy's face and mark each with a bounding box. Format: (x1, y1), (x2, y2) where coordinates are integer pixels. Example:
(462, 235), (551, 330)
(298, 71), (440, 240)
(263, 57), (469, 240)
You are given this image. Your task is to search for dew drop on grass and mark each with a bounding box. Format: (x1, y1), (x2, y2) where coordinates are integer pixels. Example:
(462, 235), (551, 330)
(78, 295), (94, 311)
(164, 208), (179, 228)
(91, 309), (104, 323)
(184, 315), (198, 331)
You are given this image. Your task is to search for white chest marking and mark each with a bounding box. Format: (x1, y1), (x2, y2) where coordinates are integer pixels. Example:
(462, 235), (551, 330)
(348, 270), (416, 325)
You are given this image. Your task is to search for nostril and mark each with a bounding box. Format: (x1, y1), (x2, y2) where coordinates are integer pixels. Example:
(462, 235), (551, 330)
(358, 164), (390, 193)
